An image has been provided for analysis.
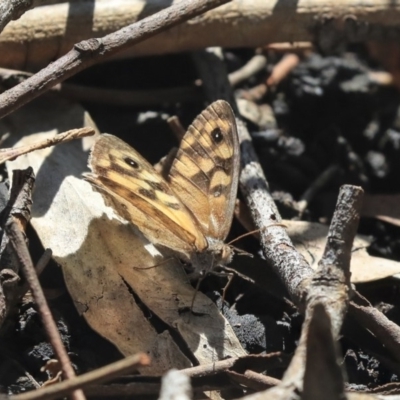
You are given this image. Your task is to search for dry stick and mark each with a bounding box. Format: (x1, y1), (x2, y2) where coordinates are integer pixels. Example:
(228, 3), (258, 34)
(349, 292), (400, 364)
(0, 127), (95, 164)
(167, 116), (187, 141)
(241, 186), (362, 400)
(5, 221), (85, 400)
(3, 0), (400, 71)
(0, 0), (230, 120)
(0, 0), (44, 34)
(11, 353), (150, 400)
(193, 47), (400, 363)
(193, 47), (313, 306)
(302, 304), (347, 400)
(266, 53), (300, 87)
(229, 54), (267, 87)
(298, 164), (341, 214)
(227, 370), (280, 391)
(0, 168), (35, 328)
(265, 42), (314, 52)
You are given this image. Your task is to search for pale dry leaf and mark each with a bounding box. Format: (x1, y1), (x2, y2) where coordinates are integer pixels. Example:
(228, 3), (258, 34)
(287, 220), (400, 283)
(5, 95), (246, 373)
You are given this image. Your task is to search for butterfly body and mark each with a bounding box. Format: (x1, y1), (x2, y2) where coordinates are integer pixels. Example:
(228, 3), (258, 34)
(84, 100), (240, 277)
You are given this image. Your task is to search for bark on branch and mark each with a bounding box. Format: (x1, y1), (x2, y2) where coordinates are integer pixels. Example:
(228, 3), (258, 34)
(2, 0), (400, 70)
(0, 0), (230, 120)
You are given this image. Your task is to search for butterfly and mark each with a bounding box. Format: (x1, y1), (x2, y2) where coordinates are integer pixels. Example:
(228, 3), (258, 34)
(83, 100), (240, 279)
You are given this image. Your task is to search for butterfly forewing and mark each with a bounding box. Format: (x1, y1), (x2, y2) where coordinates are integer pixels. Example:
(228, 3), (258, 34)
(168, 100), (240, 240)
(84, 134), (208, 254)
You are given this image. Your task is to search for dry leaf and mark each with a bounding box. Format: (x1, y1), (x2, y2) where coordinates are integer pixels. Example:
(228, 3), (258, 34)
(5, 95), (246, 374)
(287, 220), (400, 283)
(361, 194), (400, 227)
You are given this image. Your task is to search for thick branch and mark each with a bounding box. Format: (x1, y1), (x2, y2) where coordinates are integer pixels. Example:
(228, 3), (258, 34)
(2, 0), (400, 70)
(0, 0), (230, 120)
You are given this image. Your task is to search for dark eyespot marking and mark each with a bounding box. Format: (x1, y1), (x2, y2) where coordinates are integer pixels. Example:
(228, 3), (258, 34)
(211, 128), (223, 143)
(124, 157), (139, 169)
(138, 188), (156, 200)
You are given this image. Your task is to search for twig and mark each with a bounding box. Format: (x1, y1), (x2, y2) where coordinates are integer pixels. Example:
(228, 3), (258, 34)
(0, 0), (44, 34)
(0, 127), (95, 164)
(18, 248), (52, 298)
(0, 168), (35, 328)
(349, 292), (400, 364)
(34, 248), (52, 276)
(228, 54), (267, 87)
(11, 353), (150, 400)
(298, 165), (341, 214)
(0, 0), (230, 120)
(5, 220), (85, 400)
(167, 116), (186, 141)
(302, 304), (346, 400)
(265, 42), (314, 53)
(266, 53), (300, 87)
(240, 186), (362, 399)
(180, 352), (288, 379)
(227, 370), (280, 391)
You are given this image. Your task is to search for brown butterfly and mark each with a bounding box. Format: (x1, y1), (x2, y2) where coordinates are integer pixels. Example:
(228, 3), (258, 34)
(84, 100), (240, 279)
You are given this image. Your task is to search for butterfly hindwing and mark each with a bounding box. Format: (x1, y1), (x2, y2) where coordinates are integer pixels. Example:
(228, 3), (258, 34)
(168, 100), (240, 240)
(84, 134), (208, 255)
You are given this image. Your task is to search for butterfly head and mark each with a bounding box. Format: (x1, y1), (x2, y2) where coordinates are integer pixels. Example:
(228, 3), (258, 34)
(190, 238), (234, 276)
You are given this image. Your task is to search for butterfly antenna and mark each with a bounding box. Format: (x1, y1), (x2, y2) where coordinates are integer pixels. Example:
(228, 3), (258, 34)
(133, 257), (174, 270)
(227, 229), (260, 245)
(227, 223), (288, 246)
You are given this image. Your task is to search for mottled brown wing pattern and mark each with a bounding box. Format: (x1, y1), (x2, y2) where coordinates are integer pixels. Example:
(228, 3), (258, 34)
(168, 100), (240, 240)
(84, 134), (208, 255)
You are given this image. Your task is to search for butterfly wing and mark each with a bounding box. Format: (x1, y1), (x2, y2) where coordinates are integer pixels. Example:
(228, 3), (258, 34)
(168, 100), (240, 240)
(84, 134), (208, 255)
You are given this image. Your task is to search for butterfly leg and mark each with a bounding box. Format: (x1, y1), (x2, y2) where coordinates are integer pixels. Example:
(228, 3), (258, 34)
(190, 276), (205, 311)
(132, 257), (174, 270)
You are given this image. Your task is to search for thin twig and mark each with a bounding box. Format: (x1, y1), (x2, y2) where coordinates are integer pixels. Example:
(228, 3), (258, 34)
(11, 353), (150, 400)
(0, 127), (95, 164)
(167, 116), (186, 141)
(266, 53), (300, 87)
(298, 165), (341, 214)
(0, 0), (230, 120)
(6, 220), (85, 400)
(228, 54), (267, 87)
